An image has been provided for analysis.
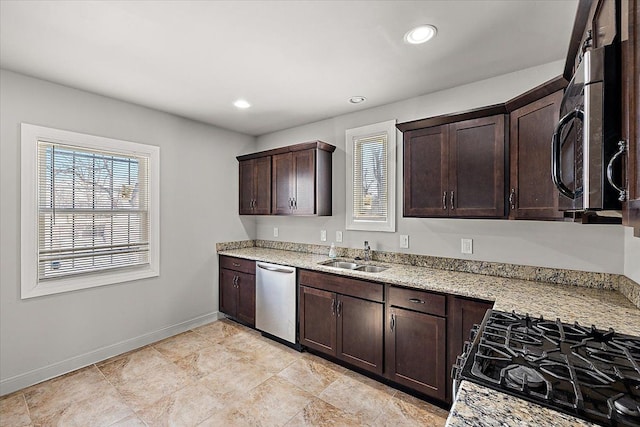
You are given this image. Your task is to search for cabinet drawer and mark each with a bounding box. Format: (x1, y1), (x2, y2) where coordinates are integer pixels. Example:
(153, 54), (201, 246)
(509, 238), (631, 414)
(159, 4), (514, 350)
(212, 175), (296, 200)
(219, 255), (256, 275)
(299, 270), (383, 302)
(388, 286), (446, 317)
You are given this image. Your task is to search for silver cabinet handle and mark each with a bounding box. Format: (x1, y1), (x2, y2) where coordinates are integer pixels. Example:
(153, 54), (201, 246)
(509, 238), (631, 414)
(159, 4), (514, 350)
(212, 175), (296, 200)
(337, 300), (342, 317)
(232, 262), (241, 267)
(331, 299), (336, 316)
(606, 140), (627, 202)
(509, 188), (516, 210)
(552, 109), (584, 199)
(408, 298), (425, 304)
(390, 313), (395, 331)
(293, 198), (297, 209)
(450, 191), (455, 210)
(442, 191), (447, 210)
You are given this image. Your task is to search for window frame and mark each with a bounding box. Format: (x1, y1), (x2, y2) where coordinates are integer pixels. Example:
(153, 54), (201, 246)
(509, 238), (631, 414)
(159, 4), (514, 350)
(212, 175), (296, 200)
(345, 120), (396, 232)
(20, 123), (160, 299)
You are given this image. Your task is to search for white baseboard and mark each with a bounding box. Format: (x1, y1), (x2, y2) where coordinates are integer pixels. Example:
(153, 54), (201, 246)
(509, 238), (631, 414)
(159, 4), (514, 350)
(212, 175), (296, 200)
(0, 311), (220, 396)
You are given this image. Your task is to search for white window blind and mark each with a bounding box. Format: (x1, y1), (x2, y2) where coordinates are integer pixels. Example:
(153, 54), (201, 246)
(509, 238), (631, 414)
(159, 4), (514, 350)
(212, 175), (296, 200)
(353, 134), (388, 221)
(345, 120), (396, 232)
(37, 141), (150, 280)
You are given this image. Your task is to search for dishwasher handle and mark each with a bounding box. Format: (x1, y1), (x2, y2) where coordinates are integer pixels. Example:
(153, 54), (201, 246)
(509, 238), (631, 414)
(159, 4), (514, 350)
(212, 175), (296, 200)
(256, 263), (295, 274)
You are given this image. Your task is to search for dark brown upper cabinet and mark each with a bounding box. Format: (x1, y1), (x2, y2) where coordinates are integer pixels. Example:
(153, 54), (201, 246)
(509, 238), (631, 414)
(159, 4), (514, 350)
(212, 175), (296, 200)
(509, 89), (565, 220)
(622, 0), (640, 232)
(239, 157), (271, 215)
(237, 141), (335, 216)
(273, 149), (317, 215)
(402, 114), (506, 218)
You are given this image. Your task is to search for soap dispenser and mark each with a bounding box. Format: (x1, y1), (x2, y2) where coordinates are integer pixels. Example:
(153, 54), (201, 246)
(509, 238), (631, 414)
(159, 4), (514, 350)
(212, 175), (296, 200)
(329, 242), (337, 258)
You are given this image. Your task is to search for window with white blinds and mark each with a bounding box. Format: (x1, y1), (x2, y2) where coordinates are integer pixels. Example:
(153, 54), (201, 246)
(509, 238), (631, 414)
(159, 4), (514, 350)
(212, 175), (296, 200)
(353, 134), (388, 221)
(38, 142), (150, 279)
(346, 120), (396, 232)
(21, 124), (159, 299)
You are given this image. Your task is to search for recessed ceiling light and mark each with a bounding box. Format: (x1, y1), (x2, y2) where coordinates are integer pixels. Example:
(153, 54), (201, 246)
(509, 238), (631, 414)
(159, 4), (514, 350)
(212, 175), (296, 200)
(233, 99), (251, 109)
(404, 25), (437, 44)
(349, 96), (366, 104)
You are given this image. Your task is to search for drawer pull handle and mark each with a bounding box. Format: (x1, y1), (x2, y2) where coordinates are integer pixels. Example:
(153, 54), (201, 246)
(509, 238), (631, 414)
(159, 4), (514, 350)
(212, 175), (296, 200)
(390, 313), (395, 331)
(232, 262), (241, 267)
(408, 298), (425, 304)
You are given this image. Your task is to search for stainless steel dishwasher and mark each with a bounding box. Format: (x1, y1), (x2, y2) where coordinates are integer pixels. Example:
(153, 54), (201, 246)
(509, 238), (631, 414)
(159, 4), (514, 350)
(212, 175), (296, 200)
(255, 262), (297, 345)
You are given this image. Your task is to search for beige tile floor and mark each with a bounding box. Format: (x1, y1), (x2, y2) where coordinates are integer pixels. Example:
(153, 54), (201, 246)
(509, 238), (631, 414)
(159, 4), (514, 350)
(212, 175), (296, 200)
(0, 319), (449, 426)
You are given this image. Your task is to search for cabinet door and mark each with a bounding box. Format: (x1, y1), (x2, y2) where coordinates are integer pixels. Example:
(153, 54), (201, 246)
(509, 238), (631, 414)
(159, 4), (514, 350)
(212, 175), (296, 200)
(219, 268), (238, 317)
(299, 286), (337, 355)
(253, 157), (272, 215)
(386, 307), (446, 400)
(292, 149), (316, 215)
(236, 271), (256, 326)
(622, 0), (640, 232)
(238, 160), (255, 215)
(403, 126), (449, 217)
(446, 296), (493, 400)
(449, 115), (506, 218)
(510, 91), (564, 220)
(239, 157), (271, 215)
(272, 152), (294, 214)
(336, 294), (383, 375)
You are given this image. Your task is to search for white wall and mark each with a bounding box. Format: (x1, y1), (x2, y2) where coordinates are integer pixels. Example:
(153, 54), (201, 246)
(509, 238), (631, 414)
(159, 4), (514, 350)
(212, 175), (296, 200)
(625, 227), (640, 283)
(255, 60), (626, 274)
(0, 70), (255, 394)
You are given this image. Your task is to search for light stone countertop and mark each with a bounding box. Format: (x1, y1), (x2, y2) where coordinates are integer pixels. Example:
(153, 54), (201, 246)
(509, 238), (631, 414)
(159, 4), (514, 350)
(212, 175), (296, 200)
(218, 246), (640, 427)
(218, 247), (640, 335)
(446, 381), (596, 427)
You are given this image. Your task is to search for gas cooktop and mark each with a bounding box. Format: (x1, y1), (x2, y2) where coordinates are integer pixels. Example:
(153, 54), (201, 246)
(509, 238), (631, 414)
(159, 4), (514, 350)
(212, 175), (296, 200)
(453, 310), (640, 426)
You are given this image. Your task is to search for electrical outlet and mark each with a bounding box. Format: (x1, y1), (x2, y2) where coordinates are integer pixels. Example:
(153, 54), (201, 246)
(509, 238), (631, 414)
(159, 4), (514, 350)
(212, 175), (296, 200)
(336, 231), (343, 243)
(273, 227), (279, 237)
(461, 238), (473, 254)
(400, 235), (409, 249)
(320, 230), (327, 242)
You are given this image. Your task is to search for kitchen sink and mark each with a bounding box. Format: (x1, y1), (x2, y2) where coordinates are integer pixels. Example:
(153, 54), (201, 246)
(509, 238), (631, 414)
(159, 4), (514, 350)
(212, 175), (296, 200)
(318, 260), (388, 273)
(355, 265), (388, 273)
(320, 261), (360, 269)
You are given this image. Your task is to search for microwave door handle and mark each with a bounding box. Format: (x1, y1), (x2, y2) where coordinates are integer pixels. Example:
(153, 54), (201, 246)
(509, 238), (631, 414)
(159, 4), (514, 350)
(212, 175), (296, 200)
(551, 109), (584, 200)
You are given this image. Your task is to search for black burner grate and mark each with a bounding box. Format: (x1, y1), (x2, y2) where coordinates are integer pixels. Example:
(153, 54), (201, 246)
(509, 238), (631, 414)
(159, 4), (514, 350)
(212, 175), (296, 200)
(458, 310), (640, 427)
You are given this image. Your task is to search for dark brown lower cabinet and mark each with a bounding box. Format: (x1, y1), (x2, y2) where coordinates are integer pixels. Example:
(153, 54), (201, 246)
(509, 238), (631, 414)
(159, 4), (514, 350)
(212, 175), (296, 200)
(299, 271), (384, 375)
(337, 294), (383, 374)
(219, 256), (256, 326)
(299, 286), (336, 354)
(298, 269), (496, 404)
(386, 306), (446, 400)
(446, 296), (494, 400)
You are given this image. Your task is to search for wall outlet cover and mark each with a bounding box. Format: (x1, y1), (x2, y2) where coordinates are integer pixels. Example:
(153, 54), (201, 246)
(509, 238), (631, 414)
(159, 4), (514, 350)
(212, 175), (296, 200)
(336, 231), (343, 243)
(400, 235), (409, 249)
(320, 230), (327, 242)
(461, 238), (473, 254)
(273, 227), (279, 237)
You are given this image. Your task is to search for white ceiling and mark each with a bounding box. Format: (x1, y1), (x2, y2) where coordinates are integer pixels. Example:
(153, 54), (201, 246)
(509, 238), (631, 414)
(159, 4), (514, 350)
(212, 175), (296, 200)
(0, 0), (578, 136)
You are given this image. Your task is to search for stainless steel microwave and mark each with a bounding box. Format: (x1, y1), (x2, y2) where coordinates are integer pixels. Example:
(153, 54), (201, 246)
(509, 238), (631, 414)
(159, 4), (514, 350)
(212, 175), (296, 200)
(551, 43), (624, 212)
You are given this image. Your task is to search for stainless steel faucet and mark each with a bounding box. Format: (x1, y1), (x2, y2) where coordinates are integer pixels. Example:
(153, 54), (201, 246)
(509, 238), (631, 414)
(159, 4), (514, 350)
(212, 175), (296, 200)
(364, 241), (371, 261)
